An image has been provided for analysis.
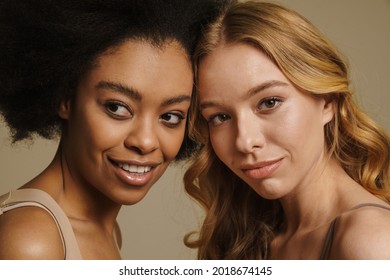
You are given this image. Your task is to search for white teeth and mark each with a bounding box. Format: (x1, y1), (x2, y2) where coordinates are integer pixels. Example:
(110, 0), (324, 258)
(117, 163), (152, 173)
(129, 165), (137, 172)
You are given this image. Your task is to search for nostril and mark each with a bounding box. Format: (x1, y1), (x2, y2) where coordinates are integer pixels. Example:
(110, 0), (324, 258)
(126, 144), (158, 155)
(123, 125), (159, 154)
(129, 146), (144, 155)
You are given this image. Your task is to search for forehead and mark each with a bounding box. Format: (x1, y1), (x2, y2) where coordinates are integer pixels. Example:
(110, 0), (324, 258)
(198, 42), (288, 97)
(97, 39), (191, 74)
(200, 42), (281, 76)
(79, 39), (193, 100)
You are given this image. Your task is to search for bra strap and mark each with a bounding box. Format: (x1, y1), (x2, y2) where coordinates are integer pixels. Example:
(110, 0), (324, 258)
(319, 203), (390, 260)
(1, 189), (82, 259)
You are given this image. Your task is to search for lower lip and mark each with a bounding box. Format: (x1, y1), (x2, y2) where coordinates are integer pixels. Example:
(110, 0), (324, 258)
(242, 159), (283, 180)
(112, 163), (155, 187)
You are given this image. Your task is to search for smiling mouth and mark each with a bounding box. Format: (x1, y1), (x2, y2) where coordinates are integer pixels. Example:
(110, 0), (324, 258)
(117, 163), (152, 174)
(108, 158), (159, 187)
(110, 159), (154, 174)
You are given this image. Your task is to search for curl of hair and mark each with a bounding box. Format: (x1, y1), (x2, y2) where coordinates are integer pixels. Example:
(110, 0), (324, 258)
(184, 0), (390, 259)
(0, 0), (227, 160)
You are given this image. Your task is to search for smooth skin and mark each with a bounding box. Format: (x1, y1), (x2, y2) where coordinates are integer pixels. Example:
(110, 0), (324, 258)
(0, 40), (193, 259)
(198, 42), (390, 259)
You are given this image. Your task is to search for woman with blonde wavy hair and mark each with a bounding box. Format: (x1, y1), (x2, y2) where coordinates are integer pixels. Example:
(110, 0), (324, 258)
(184, 0), (390, 259)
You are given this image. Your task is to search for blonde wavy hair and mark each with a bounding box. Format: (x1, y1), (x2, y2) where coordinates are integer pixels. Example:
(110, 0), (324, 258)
(184, 0), (390, 259)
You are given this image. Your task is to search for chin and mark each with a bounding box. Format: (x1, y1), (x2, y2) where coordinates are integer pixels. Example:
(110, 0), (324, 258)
(249, 181), (286, 200)
(116, 195), (148, 206)
(109, 187), (152, 206)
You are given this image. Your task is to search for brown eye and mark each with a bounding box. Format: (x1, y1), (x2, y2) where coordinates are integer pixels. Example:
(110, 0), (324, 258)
(160, 112), (185, 127)
(105, 102), (132, 118)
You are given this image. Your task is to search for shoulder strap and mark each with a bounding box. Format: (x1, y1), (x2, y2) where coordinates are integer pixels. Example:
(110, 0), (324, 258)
(319, 203), (390, 260)
(0, 189), (82, 260)
(319, 217), (338, 260)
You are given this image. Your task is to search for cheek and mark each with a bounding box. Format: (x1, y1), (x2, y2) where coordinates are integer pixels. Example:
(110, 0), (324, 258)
(160, 127), (187, 160)
(277, 107), (326, 157)
(85, 117), (115, 145)
(68, 108), (122, 158)
(277, 116), (306, 143)
(209, 128), (232, 163)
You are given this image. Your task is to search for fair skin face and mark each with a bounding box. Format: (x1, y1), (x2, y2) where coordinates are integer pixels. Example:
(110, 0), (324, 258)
(199, 42), (334, 201)
(0, 39), (193, 259)
(198, 42), (390, 259)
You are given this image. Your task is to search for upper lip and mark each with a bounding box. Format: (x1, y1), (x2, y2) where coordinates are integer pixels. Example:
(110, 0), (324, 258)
(240, 158), (283, 170)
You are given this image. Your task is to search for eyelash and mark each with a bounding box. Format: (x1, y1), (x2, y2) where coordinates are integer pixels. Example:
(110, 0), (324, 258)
(206, 113), (231, 127)
(160, 112), (186, 128)
(257, 97), (282, 111)
(105, 101), (132, 119)
(105, 101), (185, 128)
(205, 97), (283, 127)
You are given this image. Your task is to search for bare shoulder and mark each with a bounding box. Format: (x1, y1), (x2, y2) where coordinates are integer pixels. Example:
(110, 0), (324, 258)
(331, 204), (390, 259)
(0, 206), (64, 259)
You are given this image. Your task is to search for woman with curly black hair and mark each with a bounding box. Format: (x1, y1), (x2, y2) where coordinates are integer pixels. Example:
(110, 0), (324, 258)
(0, 0), (225, 259)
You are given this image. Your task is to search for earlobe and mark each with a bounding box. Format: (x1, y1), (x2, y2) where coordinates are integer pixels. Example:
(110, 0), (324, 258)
(322, 100), (335, 125)
(58, 99), (71, 120)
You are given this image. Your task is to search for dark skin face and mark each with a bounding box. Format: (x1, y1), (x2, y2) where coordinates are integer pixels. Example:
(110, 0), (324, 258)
(0, 39), (194, 260)
(59, 39), (193, 207)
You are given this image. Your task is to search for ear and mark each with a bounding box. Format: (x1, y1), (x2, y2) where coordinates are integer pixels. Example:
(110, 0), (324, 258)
(58, 98), (71, 120)
(322, 99), (335, 126)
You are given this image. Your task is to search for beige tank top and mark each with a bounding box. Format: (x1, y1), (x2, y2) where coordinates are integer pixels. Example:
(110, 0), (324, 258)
(0, 188), (82, 259)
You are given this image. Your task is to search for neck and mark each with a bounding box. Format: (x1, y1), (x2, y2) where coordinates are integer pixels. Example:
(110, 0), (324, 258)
(49, 146), (121, 231)
(278, 157), (358, 234)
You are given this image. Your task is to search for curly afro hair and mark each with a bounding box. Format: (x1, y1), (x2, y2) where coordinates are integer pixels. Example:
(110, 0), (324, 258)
(0, 0), (227, 159)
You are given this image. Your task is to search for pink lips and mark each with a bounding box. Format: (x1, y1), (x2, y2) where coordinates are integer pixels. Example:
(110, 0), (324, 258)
(110, 159), (159, 187)
(114, 166), (153, 186)
(241, 158), (283, 180)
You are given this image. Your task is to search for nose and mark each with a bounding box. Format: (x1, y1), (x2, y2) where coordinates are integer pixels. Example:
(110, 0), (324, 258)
(234, 113), (265, 154)
(124, 117), (159, 155)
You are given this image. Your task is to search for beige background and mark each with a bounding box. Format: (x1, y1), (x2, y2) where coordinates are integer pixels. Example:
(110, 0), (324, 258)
(0, 0), (389, 259)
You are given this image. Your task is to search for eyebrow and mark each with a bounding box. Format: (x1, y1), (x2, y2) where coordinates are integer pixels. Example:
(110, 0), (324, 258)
(247, 80), (289, 97)
(200, 80), (289, 111)
(161, 95), (191, 107)
(96, 80), (191, 106)
(96, 80), (142, 102)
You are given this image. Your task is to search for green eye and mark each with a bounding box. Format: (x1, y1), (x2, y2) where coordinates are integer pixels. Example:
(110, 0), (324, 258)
(258, 97), (282, 111)
(207, 113), (231, 127)
(264, 99), (277, 108)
